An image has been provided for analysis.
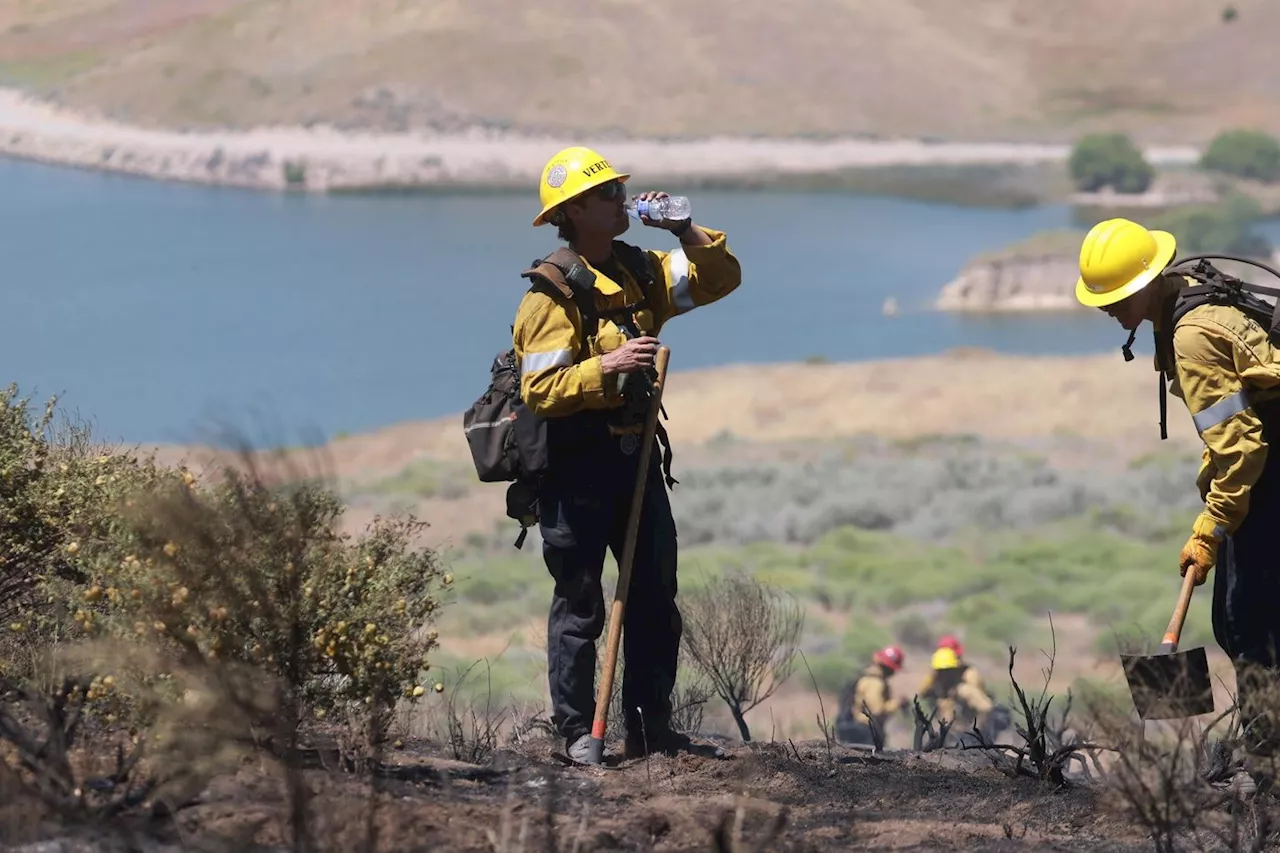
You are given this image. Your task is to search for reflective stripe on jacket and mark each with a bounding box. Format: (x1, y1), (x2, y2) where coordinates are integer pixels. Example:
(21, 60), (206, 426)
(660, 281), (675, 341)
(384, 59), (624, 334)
(513, 229), (741, 419)
(1165, 299), (1280, 534)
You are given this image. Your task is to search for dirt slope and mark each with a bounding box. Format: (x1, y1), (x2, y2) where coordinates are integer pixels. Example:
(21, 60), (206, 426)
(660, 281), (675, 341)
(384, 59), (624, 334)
(1, 0), (1279, 141)
(159, 350), (1195, 483)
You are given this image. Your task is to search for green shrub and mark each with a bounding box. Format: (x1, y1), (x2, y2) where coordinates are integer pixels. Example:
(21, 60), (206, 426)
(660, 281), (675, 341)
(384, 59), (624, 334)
(946, 594), (1031, 659)
(1068, 133), (1154, 193)
(1200, 129), (1280, 183)
(84, 466), (447, 723)
(804, 651), (860, 695)
(837, 617), (892, 663)
(0, 386), (455, 801)
(367, 458), (471, 500)
(892, 611), (939, 651)
(429, 651), (546, 709)
(668, 436), (1201, 550)
(1148, 193), (1272, 257)
(1092, 592), (1215, 657)
(283, 160), (307, 186)
(809, 527), (974, 609)
(0, 386), (174, 671)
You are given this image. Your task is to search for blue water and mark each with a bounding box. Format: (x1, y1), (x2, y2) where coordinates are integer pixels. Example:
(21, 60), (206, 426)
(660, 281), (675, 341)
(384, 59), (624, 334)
(4, 157), (1278, 446)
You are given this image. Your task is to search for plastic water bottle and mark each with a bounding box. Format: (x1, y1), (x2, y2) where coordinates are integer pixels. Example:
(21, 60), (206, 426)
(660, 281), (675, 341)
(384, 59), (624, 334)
(626, 196), (691, 223)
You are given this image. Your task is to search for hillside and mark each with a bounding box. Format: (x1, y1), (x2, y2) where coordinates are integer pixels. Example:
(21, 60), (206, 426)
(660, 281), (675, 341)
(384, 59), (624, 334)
(5, 353), (1263, 853)
(157, 352), (1218, 738)
(2, 0), (1280, 142)
(221, 349), (1201, 485)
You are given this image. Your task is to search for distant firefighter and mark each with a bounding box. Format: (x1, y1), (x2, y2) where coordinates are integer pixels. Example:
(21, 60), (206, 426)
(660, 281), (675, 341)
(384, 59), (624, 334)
(835, 646), (906, 748)
(918, 635), (999, 742)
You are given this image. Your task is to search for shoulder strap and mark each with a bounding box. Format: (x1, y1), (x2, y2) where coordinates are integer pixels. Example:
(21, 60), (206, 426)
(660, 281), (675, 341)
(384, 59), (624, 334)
(1168, 257), (1280, 333)
(521, 249), (601, 355)
(521, 249), (598, 312)
(1153, 255), (1280, 441)
(1169, 253), (1280, 298)
(607, 242), (681, 487)
(611, 240), (656, 305)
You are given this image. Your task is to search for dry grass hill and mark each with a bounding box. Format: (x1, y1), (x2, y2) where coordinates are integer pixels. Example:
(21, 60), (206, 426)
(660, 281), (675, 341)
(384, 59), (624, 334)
(2, 0), (1280, 142)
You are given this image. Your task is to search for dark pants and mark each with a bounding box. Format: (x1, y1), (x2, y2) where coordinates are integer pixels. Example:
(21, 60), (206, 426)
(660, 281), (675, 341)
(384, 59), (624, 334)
(1212, 401), (1280, 757)
(834, 714), (874, 746)
(538, 437), (680, 743)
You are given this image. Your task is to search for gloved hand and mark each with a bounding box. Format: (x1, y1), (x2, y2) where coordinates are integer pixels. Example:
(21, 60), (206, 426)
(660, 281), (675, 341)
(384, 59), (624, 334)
(1179, 514), (1225, 586)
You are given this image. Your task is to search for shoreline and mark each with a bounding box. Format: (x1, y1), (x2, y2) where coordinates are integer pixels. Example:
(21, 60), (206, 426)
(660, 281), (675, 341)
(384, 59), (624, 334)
(0, 88), (1202, 194)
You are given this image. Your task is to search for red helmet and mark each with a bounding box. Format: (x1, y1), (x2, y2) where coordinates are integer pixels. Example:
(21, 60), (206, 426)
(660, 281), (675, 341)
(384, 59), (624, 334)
(874, 645), (905, 673)
(938, 635), (964, 657)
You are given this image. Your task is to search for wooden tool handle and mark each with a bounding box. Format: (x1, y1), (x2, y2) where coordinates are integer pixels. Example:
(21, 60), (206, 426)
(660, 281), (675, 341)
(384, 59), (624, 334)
(1160, 569), (1199, 654)
(590, 346), (671, 741)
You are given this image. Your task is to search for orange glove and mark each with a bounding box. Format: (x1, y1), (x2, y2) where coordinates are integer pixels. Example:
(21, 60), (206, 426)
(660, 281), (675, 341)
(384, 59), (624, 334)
(1179, 514), (1225, 586)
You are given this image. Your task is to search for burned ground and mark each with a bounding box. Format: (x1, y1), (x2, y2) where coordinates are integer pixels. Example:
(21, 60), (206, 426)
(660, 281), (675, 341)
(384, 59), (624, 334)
(3, 734), (1178, 852)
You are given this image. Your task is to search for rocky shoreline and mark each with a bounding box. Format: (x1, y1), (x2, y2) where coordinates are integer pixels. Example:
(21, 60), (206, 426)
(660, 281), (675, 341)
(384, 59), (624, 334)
(937, 249), (1280, 313)
(0, 88), (1202, 193)
(936, 254), (1086, 313)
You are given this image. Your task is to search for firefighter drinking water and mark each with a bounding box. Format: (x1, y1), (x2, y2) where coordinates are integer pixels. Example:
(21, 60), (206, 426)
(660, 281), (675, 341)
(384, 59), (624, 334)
(514, 146), (742, 763)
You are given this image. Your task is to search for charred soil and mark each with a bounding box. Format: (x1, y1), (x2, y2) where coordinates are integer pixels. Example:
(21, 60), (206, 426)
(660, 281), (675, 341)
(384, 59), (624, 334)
(2, 736), (1167, 852)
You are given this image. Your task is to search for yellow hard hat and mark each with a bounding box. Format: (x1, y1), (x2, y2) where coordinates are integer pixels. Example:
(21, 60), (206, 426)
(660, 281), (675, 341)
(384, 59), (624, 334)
(532, 146), (630, 227)
(931, 647), (960, 670)
(1075, 218), (1178, 308)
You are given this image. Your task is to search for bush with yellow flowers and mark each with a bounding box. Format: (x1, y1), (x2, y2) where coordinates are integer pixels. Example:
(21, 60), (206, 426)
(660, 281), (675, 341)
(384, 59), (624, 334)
(0, 383), (447, 764)
(84, 456), (446, 733)
(0, 384), (177, 673)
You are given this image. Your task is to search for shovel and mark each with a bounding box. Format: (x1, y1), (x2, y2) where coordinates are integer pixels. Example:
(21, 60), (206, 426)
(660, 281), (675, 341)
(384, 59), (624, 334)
(582, 345), (671, 765)
(1121, 570), (1215, 720)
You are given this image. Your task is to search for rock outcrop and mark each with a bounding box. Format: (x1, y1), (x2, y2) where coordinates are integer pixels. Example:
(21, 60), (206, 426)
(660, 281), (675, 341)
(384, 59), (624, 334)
(936, 254), (1084, 312)
(937, 250), (1280, 312)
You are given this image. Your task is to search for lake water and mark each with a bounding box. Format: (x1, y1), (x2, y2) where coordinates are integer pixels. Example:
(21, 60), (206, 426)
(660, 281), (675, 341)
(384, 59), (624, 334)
(5, 157), (1279, 446)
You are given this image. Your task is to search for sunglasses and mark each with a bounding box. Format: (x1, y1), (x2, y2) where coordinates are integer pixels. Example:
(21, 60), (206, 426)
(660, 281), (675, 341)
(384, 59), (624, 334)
(591, 180), (625, 201)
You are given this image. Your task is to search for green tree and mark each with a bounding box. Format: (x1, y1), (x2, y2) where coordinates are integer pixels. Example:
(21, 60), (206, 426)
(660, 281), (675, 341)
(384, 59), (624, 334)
(1068, 133), (1155, 194)
(1200, 129), (1280, 183)
(1148, 193), (1272, 257)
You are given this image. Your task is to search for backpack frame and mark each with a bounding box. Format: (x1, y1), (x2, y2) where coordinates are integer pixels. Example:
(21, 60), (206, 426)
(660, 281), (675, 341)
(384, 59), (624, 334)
(462, 243), (660, 547)
(1150, 253), (1280, 440)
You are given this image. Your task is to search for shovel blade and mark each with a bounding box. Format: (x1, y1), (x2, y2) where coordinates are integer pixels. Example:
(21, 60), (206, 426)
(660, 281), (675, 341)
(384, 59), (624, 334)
(1121, 646), (1214, 720)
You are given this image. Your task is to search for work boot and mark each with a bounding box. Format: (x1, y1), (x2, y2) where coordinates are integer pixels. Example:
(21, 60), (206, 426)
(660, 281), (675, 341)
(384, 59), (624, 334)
(623, 727), (728, 760)
(566, 734), (595, 764)
(1242, 752), (1278, 798)
(1211, 768), (1259, 800)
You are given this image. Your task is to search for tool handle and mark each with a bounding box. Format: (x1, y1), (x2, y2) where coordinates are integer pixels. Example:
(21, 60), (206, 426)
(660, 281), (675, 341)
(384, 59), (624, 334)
(1160, 569), (1199, 654)
(590, 346), (671, 742)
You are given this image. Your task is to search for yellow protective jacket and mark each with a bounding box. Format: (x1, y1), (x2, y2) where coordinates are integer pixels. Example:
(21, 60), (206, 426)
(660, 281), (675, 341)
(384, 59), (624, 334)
(1159, 281), (1280, 536)
(918, 664), (993, 724)
(843, 664), (904, 729)
(512, 229), (741, 419)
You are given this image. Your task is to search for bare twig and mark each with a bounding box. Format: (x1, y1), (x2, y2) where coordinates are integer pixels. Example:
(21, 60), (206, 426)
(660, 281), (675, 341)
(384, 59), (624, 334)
(911, 695), (952, 753)
(443, 659), (507, 764)
(954, 628), (1113, 788)
(797, 650), (832, 763)
(682, 573), (804, 743)
(0, 675), (154, 820)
